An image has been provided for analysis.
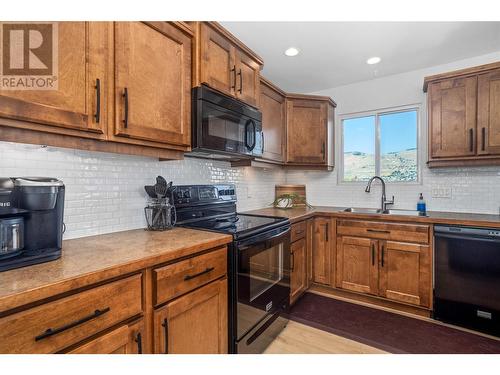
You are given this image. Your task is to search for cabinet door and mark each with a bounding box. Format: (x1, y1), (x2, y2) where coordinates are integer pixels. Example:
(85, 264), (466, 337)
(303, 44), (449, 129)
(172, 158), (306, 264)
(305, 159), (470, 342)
(306, 218), (314, 288)
(428, 76), (477, 158)
(290, 238), (307, 305)
(114, 22), (191, 147)
(477, 69), (500, 155)
(335, 236), (378, 295)
(378, 241), (431, 308)
(68, 319), (145, 354)
(199, 23), (236, 97)
(0, 22), (108, 135)
(235, 50), (260, 107)
(154, 278), (227, 354)
(260, 80), (285, 161)
(312, 217), (333, 285)
(286, 99), (327, 164)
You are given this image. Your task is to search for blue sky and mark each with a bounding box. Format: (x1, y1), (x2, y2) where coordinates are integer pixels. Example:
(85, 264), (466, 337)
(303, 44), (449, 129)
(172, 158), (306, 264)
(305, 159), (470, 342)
(344, 110), (417, 154)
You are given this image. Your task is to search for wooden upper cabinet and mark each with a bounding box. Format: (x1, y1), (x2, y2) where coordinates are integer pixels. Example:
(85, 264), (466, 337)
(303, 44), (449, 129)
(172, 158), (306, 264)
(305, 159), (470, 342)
(336, 236), (379, 296)
(114, 22), (191, 148)
(198, 23), (236, 97)
(477, 69), (500, 155)
(0, 22), (109, 137)
(286, 95), (336, 168)
(378, 241), (431, 308)
(260, 78), (285, 162)
(428, 76), (477, 158)
(235, 50), (261, 107)
(425, 61), (500, 167)
(193, 22), (263, 108)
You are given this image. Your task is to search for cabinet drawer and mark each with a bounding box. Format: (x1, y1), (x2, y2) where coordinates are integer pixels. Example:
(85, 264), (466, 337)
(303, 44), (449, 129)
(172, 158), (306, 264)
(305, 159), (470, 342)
(291, 220), (307, 242)
(0, 274), (143, 354)
(153, 247), (227, 306)
(337, 220), (430, 244)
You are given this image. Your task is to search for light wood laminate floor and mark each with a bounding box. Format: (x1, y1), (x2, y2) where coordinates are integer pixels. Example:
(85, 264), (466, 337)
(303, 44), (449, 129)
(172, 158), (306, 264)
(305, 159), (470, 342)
(264, 321), (387, 354)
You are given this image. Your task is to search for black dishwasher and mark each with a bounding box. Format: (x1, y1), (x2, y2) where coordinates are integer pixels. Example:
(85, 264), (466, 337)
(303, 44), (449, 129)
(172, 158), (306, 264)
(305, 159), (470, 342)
(434, 225), (500, 336)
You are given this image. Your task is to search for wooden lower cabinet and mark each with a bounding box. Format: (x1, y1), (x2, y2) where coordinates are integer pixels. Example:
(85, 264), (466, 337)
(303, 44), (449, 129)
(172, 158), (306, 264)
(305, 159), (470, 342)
(153, 278), (228, 354)
(290, 238), (307, 305)
(378, 241), (431, 308)
(335, 223), (432, 309)
(335, 236), (378, 295)
(312, 217), (335, 285)
(68, 319), (145, 354)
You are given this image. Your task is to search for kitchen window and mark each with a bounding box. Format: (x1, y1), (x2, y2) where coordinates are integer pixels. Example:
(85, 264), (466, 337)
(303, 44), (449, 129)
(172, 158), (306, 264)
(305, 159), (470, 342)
(340, 107), (419, 183)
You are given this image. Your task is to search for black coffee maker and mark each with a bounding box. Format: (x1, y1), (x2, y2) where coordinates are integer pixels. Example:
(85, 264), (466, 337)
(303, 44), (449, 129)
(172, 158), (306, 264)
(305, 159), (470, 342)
(0, 177), (65, 272)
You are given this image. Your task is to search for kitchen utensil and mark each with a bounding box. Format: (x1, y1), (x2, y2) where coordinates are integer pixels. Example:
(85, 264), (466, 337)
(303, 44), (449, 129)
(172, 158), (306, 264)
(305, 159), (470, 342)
(144, 185), (156, 198)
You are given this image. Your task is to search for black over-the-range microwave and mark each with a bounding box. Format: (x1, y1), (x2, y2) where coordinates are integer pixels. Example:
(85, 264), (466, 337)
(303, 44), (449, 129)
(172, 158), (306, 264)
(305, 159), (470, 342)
(190, 84), (263, 160)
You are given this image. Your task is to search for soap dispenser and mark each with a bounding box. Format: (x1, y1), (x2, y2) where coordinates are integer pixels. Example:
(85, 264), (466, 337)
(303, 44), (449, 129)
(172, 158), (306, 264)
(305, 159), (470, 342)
(417, 193), (426, 214)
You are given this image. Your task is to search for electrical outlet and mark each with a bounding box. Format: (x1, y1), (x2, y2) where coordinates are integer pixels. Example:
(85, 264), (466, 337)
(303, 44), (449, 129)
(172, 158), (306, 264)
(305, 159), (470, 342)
(431, 187), (452, 199)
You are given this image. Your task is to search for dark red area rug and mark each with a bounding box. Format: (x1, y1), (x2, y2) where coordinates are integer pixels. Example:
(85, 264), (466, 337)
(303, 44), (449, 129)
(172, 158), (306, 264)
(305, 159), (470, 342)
(288, 292), (500, 354)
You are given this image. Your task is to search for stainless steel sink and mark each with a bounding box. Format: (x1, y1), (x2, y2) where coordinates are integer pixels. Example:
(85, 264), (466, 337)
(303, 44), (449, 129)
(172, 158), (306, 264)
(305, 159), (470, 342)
(343, 207), (383, 214)
(382, 209), (427, 217)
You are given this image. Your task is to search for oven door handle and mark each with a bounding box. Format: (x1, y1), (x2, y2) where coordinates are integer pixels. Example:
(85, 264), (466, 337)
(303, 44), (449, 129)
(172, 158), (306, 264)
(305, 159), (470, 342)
(238, 229), (290, 250)
(435, 232), (500, 244)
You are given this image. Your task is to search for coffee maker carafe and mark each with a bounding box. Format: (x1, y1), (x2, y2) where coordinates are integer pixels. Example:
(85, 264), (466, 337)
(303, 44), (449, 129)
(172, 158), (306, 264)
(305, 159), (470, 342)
(0, 177), (65, 272)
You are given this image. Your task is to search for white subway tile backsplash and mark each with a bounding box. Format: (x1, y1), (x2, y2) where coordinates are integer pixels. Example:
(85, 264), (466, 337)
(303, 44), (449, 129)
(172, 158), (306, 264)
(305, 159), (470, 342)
(0, 141), (285, 240)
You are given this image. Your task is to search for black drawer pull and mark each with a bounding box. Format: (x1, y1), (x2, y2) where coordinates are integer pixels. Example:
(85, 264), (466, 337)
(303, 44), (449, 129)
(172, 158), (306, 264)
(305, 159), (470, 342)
(469, 128), (474, 152)
(184, 267), (215, 281)
(371, 243), (375, 266)
(381, 244), (385, 267)
(367, 229), (390, 234)
(162, 318), (169, 354)
(482, 127), (486, 151)
(35, 307), (111, 342)
(94, 78), (101, 123)
(135, 332), (142, 354)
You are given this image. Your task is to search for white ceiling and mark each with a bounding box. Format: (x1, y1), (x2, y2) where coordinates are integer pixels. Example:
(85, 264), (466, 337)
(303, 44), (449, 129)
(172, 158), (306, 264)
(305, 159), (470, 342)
(221, 22), (500, 93)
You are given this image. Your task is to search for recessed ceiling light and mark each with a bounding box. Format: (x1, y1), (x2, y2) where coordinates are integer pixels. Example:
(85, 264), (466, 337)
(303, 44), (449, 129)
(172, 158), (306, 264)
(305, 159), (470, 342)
(284, 47), (300, 57)
(366, 56), (381, 65)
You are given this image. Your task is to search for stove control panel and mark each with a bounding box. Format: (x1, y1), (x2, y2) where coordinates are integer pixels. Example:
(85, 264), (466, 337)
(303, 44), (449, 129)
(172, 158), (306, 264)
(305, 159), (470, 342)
(173, 184), (236, 206)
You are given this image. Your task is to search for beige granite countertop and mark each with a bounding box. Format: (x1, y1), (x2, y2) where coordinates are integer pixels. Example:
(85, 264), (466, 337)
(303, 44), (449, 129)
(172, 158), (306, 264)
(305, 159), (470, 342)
(0, 227), (232, 313)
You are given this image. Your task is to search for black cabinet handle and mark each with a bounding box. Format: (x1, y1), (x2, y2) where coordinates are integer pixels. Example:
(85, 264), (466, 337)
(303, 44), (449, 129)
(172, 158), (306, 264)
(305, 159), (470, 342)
(135, 332), (142, 354)
(325, 222), (329, 242)
(162, 318), (169, 354)
(482, 127), (486, 151)
(381, 244), (385, 267)
(184, 267), (215, 281)
(35, 307), (110, 341)
(238, 68), (242, 93)
(371, 243), (375, 266)
(123, 88), (129, 128)
(94, 78), (101, 123)
(231, 65), (236, 90)
(469, 128), (474, 152)
(367, 229), (390, 234)
(290, 252), (295, 271)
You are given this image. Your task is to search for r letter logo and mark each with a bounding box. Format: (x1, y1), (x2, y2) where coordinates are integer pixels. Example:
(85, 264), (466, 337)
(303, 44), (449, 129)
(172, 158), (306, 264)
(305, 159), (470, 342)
(0, 22), (58, 90)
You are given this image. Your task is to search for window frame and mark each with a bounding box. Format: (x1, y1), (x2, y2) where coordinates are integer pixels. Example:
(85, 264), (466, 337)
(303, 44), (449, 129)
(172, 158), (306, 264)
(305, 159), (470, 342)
(338, 104), (421, 185)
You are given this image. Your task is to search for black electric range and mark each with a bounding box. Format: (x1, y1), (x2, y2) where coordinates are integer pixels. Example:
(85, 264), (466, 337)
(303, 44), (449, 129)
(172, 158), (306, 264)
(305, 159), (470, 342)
(174, 184), (291, 354)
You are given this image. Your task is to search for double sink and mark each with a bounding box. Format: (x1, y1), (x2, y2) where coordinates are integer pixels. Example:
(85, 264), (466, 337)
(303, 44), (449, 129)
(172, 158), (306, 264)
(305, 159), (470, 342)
(343, 207), (427, 217)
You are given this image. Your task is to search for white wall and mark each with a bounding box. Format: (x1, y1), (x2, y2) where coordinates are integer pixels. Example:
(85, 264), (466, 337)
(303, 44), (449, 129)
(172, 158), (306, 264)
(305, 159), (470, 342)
(0, 141), (285, 239)
(287, 51), (500, 214)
